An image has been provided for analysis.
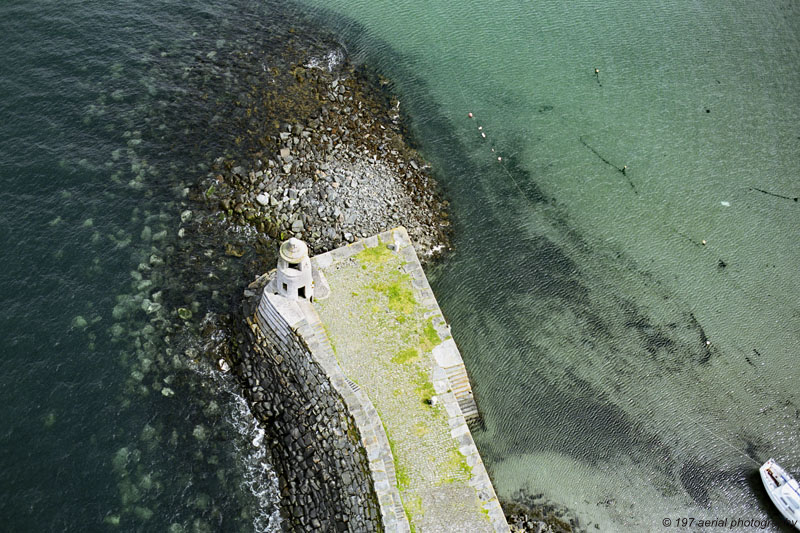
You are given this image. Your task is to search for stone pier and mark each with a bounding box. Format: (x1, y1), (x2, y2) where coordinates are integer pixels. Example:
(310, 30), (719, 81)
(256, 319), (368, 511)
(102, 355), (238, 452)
(256, 227), (509, 533)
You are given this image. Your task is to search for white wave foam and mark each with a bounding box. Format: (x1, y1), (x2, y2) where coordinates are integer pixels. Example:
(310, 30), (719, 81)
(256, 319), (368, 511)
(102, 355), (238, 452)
(228, 391), (281, 533)
(189, 357), (281, 532)
(305, 48), (345, 72)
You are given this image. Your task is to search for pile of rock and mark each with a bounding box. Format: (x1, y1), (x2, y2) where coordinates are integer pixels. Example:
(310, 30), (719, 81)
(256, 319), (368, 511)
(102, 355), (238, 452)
(199, 57), (451, 260)
(503, 498), (578, 533)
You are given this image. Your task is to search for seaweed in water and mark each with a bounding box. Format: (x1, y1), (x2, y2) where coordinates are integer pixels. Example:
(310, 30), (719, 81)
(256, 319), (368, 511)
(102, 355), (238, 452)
(679, 460), (711, 508)
(579, 136), (637, 194)
(747, 187), (799, 202)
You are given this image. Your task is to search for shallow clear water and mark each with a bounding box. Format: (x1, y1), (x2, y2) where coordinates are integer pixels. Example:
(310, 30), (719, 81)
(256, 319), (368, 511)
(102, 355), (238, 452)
(2, 0), (799, 531)
(299, 1), (800, 531)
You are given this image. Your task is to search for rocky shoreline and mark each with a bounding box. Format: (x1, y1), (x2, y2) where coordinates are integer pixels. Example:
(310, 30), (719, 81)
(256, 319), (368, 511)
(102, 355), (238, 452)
(191, 48), (452, 261)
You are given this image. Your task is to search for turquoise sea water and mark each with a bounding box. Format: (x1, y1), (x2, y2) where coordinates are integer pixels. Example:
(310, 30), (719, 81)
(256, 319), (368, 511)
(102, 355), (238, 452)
(296, 1), (800, 531)
(1, 0), (798, 531)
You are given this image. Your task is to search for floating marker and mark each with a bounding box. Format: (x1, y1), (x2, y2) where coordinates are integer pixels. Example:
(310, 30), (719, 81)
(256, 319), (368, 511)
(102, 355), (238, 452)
(720, 201), (730, 207)
(478, 126), (483, 130)
(491, 148), (495, 152)
(701, 239), (707, 246)
(468, 112), (474, 118)
(497, 157), (502, 162)
(481, 132), (486, 138)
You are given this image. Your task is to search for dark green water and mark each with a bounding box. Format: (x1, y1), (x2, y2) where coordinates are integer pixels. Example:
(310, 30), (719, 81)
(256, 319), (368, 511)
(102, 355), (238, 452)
(0, 1), (306, 530)
(2, 0), (799, 531)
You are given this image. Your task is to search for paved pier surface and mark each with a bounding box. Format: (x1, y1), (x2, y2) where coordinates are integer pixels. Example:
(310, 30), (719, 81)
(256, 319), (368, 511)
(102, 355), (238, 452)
(311, 227), (508, 533)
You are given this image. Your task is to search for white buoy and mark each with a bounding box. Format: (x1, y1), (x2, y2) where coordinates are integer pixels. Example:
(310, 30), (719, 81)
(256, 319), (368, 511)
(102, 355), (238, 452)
(481, 132), (486, 138)
(721, 201), (730, 207)
(497, 157), (502, 162)
(468, 112), (473, 118)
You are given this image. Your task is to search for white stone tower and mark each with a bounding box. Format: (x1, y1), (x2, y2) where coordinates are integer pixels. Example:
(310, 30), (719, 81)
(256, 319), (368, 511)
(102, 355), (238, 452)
(275, 237), (313, 301)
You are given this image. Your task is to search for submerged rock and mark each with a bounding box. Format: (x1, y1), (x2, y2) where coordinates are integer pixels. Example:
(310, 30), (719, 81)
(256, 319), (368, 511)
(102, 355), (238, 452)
(192, 425), (208, 442)
(141, 300), (162, 314)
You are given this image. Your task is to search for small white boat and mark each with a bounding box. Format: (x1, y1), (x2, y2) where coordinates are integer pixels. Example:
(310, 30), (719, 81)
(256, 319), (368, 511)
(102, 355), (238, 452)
(760, 458), (800, 530)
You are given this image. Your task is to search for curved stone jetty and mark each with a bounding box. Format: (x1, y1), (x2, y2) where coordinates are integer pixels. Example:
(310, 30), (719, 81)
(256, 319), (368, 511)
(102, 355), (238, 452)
(254, 227), (509, 532)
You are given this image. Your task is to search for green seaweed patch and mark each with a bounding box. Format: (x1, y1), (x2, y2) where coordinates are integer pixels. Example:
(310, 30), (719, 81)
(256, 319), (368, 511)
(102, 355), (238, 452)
(413, 369), (436, 407)
(404, 496), (423, 531)
(396, 462), (411, 491)
(322, 323), (338, 356)
(385, 427), (411, 491)
(42, 411), (56, 428)
(346, 421), (360, 446)
(355, 241), (392, 267)
(371, 275), (416, 315)
(391, 347), (419, 364)
(443, 448), (472, 483)
(412, 422), (429, 437)
(419, 318), (441, 352)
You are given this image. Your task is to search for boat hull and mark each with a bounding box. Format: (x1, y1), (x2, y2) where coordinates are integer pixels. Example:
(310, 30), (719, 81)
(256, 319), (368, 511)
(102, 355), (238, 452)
(761, 459), (800, 531)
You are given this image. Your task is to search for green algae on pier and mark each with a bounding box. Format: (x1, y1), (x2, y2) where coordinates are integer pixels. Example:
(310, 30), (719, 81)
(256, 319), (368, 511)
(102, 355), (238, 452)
(313, 229), (504, 532)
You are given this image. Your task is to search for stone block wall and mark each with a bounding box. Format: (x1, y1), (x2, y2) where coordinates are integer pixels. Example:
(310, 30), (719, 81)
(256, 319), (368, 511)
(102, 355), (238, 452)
(232, 281), (381, 532)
